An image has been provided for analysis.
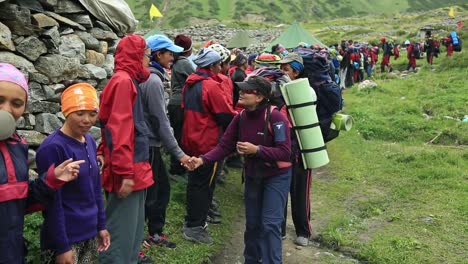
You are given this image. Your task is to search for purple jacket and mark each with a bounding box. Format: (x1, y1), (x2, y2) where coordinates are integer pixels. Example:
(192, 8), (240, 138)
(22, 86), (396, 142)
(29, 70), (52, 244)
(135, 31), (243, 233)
(202, 105), (291, 178)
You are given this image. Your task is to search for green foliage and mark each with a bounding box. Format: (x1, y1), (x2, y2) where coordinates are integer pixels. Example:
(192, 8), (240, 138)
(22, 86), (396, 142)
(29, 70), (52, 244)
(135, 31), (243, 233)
(24, 213), (43, 264)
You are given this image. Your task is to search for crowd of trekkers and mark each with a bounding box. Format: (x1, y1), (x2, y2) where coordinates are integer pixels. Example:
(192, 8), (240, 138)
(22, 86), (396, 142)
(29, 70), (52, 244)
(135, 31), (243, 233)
(0, 28), (462, 264)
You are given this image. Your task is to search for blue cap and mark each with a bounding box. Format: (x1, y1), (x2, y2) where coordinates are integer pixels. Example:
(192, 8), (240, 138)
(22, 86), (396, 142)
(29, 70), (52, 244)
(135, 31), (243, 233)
(146, 34), (183, 53)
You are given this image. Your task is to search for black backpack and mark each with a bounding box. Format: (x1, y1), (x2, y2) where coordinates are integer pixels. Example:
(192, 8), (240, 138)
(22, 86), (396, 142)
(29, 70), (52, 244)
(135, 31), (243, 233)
(413, 43), (421, 59)
(294, 48), (343, 142)
(454, 38), (462, 52)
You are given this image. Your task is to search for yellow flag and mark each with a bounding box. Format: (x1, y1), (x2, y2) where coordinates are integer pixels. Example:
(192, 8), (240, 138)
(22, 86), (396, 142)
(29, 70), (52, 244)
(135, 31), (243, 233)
(448, 7), (455, 18)
(149, 4), (163, 20)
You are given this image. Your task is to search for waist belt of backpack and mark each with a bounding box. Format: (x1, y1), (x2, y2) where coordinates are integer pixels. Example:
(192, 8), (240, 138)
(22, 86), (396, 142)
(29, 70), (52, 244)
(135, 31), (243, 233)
(300, 145), (327, 153)
(287, 101), (317, 109)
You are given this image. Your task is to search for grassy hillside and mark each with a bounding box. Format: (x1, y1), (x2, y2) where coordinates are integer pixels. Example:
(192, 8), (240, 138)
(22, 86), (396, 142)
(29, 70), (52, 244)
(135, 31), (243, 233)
(126, 0), (468, 29)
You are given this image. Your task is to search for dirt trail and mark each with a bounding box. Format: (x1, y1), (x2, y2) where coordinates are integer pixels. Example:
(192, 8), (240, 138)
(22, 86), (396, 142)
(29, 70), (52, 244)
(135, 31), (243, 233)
(210, 170), (360, 264)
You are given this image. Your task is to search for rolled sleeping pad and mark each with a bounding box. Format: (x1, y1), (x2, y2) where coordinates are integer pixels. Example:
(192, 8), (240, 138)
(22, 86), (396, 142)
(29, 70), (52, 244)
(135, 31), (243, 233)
(331, 113), (353, 131)
(280, 78), (329, 169)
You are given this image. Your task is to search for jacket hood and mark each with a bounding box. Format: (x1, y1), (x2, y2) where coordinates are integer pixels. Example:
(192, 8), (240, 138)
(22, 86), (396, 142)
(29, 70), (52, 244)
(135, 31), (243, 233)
(185, 68), (220, 87)
(114, 34), (150, 83)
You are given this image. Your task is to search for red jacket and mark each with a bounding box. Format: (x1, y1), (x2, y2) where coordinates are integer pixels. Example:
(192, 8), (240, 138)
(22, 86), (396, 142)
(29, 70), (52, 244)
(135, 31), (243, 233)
(98, 35), (153, 192)
(181, 69), (236, 156)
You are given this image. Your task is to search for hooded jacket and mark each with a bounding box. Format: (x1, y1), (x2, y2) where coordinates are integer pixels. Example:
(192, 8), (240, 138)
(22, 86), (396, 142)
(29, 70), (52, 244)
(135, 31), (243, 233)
(181, 68), (236, 156)
(98, 34), (154, 192)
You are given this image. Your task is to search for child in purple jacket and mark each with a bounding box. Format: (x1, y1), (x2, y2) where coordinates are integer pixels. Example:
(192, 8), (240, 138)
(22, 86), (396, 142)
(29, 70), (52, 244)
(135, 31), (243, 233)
(189, 76), (292, 264)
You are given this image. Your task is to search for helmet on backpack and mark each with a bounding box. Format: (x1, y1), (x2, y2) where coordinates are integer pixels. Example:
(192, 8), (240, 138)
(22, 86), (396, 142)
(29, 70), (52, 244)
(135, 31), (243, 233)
(208, 44), (231, 62)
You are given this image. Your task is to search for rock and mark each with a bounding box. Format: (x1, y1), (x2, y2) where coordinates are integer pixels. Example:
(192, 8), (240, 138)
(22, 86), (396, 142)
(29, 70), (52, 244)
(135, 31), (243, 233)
(0, 51), (36, 73)
(18, 0), (44, 12)
(107, 40), (119, 53)
(16, 130), (46, 146)
(40, 26), (61, 49)
(96, 79), (108, 91)
(16, 116), (26, 129)
(28, 149), (36, 169)
(75, 31), (100, 50)
(85, 50), (105, 67)
(98, 41), (108, 54)
(65, 14), (93, 29)
(89, 126), (101, 141)
(60, 27), (74, 35)
(0, 4), (33, 35)
(28, 82), (46, 101)
(32, 13), (59, 28)
(16, 36), (48, 61)
(42, 83), (64, 102)
(23, 113), (36, 127)
(54, 0), (85, 14)
(0, 22), (15, 51)
(44, 11), (86, 31)
(35, 113), (63, 134)
(35, 54), (81, 83)
(29, 169), (38, 180)
(102, 54), (115, 77)
(95, 20), (113, 32)
(78, 64), (107, 80)
(89, 28), (118, 41)
(27, 100), (60, 114)
(37, 0), (58, 8)
(56, 112), (65, 122)
(59, 34), (86, 63)
(29, 72), (50, 84)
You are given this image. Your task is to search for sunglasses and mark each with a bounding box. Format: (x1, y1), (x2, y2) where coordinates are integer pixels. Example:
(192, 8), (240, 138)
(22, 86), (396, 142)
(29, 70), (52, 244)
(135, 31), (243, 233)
(240, 89), (258, 95)
(145, 54), (153, 59)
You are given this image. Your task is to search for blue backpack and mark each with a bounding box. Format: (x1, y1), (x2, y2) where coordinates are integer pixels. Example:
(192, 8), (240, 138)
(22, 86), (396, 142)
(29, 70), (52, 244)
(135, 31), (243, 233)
(451, 32), (459, 46)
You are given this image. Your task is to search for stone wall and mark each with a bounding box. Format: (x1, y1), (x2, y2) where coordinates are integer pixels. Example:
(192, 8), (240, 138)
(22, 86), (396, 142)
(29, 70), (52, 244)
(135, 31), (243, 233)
(0, 0), (120, 170)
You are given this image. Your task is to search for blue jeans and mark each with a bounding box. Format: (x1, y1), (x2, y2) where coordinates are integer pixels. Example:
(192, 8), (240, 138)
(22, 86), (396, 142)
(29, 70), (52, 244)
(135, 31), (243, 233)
(243, 169), (291, 264)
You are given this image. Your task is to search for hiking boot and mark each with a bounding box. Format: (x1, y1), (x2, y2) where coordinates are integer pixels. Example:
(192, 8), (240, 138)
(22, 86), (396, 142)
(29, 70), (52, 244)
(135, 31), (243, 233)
(294, 236), (309, 246)
(143, 234), (176, 249)
(206, 214), (221, 224)
(183, 225), (213, 244)
(138, 251), (154, 264)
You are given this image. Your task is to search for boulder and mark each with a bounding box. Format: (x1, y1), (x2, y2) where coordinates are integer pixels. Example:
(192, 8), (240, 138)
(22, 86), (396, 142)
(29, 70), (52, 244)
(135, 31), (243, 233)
(42, 83), (64, 102)
(29, 72), (50, 84)
(35, 54), (81, 83)
(85, 50), (105, 67)
(0, 4), (33, 35)
(54, 0), (85, 14)
(45, 11), (86, 31)
(32, 13), (59, 28)
(28, 82), (46, 101)
(59, 34), (86, 63)
(16, 130), (46, 146)
(27, 100), (60, 114)
(0, 21), (15, 51)
(35, 113), (63, 134)
(78, 64), (107, 80)
(89, 28), (118, 41)
(103, 54), (114, 77)
(0, 51), (36, 73)
(40, 26), (61, 49)
(98, 41), (108, 54)
(65, 14), (93, 29)
(16, 36), (48, 61)
(75, 31), (100, 50)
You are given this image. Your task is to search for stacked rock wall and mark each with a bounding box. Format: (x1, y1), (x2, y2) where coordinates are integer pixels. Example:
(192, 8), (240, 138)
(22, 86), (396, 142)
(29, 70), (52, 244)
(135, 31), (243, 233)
(0, 0), (122, 170)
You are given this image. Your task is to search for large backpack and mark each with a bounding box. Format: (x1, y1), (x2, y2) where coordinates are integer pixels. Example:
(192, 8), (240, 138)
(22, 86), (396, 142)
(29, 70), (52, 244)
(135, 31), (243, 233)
(454, 37), (462, 52)
(294, 48), (343, 142)
(413, 42), (421, 59)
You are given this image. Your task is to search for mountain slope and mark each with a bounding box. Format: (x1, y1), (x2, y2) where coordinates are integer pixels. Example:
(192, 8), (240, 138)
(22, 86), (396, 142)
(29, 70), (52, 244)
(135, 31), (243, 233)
(126, 0), (467, 29)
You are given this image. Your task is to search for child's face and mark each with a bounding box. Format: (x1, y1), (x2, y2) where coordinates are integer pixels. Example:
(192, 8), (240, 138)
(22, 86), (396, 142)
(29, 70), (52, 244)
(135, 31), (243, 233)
(0, 81), (27, 120)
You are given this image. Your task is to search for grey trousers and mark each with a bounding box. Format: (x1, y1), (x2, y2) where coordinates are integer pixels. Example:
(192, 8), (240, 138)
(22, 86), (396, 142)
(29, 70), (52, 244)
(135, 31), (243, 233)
(99, 190), (146, 264)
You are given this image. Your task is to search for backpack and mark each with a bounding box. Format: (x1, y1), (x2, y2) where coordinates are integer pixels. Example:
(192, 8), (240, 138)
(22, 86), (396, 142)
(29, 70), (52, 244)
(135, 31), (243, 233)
(294, 48), (343, 142)
(413, 42), (421, 59)
(451, 32), (459, 46)
(454, 37), (462, 52)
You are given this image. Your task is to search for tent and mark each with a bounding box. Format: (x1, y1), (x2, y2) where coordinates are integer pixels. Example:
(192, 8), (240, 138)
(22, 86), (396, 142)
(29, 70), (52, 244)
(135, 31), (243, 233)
(265, 22), (326, 51)
(227, 30), (252, 49)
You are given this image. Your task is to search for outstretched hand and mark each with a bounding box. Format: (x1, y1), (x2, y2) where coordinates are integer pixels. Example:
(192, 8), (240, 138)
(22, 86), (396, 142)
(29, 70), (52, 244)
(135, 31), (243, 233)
(54, 159), (85, 182)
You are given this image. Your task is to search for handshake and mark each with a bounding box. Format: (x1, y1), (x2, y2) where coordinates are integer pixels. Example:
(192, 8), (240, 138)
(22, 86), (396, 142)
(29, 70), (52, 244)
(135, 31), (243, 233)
(179, 155), (203, 171)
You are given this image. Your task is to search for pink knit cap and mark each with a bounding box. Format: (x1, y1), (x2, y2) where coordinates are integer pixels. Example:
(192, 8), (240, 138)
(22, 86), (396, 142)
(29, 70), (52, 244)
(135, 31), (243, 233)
(0, 63), (29, 95)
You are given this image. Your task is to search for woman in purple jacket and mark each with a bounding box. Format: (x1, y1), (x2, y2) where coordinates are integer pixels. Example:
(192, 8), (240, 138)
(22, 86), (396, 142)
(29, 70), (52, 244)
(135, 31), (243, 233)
(190, 76), (292, 264)
(0, 63), (83, 264)
(36, 83), (110, 264)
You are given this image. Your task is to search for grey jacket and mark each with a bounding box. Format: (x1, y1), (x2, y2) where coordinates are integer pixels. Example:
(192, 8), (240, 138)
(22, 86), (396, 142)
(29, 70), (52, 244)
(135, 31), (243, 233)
(169, 56), (195, 106)
(140, 66), (185, 159)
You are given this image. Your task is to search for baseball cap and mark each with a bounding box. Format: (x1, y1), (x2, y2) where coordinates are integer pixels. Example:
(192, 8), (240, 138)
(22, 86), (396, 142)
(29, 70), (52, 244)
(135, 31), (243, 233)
(235, 76), (272, 98)
(146, 34), (183, 53)
(278, 52), (303, 64)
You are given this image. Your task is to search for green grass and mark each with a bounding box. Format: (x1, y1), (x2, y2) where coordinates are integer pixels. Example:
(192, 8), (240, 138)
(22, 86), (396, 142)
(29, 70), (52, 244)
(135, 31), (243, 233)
(311, 39), (468, 263)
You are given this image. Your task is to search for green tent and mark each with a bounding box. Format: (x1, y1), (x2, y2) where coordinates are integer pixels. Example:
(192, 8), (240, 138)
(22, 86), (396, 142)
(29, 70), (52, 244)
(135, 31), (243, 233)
(227, 30), (252, 49)
(265, 22), (326, 51)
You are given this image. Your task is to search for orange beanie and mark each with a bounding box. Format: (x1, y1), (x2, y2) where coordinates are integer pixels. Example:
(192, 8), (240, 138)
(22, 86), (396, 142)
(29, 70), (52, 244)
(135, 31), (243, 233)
(61, 83), (99, 117)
